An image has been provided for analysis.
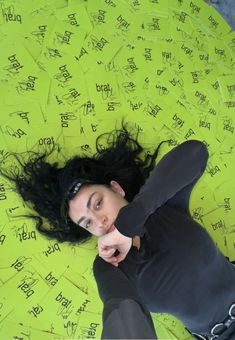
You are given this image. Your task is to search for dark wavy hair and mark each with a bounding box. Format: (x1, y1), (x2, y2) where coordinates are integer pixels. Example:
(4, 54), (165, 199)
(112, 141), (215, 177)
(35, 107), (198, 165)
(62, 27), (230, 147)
(0, 121), (170, 243)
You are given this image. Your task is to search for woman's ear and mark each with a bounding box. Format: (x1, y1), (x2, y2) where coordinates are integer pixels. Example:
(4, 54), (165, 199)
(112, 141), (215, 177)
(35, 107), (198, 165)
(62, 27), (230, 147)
(110, 180), (126, 197)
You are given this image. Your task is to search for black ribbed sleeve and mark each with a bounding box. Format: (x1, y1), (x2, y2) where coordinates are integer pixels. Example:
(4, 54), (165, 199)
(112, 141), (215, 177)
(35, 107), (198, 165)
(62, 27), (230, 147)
(114, 140), (209, 237)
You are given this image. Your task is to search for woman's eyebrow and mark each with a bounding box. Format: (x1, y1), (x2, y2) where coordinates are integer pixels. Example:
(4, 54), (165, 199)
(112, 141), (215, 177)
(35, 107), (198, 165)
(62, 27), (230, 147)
(77, 191), (97, 225)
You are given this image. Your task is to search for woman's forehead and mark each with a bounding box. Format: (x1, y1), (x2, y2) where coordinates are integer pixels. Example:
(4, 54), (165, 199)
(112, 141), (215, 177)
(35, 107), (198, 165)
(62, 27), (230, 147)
(68, 184), (106, 220)
(70, 184), (104, 206)
(80, 183), (105, 194)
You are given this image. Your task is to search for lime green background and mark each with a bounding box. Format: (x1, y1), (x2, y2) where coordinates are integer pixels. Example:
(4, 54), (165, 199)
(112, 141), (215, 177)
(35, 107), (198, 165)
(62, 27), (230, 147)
(0, 0), (235, 339)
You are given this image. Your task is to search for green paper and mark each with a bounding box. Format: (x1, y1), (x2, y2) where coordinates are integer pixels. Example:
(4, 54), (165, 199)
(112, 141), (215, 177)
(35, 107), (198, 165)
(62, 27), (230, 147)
(0, 0), (235, 339)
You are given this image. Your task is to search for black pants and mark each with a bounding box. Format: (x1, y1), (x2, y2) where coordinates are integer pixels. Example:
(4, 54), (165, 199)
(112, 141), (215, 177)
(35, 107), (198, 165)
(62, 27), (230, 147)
(93, 255), (157, 339)
(102, 299), (157, 339)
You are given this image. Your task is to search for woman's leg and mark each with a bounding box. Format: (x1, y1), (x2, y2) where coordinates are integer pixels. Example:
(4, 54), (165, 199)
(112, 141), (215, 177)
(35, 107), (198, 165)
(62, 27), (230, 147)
(93, 255), (157, 339)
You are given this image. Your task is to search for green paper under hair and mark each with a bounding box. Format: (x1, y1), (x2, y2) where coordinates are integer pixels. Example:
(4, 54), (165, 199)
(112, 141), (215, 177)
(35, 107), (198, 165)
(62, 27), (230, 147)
(0, 120), (169, 243)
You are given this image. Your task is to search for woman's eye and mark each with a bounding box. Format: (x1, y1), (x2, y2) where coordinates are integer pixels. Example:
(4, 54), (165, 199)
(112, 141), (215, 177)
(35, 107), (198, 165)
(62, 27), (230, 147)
(85, 220), (91, 229)
(96, 199), (102, 209)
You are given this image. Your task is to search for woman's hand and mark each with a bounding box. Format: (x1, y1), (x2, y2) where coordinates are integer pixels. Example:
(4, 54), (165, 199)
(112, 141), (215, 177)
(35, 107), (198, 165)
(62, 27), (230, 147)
(98, 228), (132, 267)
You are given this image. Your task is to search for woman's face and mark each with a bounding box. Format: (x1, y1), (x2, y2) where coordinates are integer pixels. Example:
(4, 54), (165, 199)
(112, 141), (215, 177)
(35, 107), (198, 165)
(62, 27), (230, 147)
(68, 180), (128, 237)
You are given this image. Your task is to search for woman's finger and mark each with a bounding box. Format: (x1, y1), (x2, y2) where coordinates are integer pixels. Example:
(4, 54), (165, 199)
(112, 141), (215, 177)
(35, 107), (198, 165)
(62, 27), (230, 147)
(115, 252), (126, 264)
(99, 246), (116, 258)
(101, 255), (118, 266)
(100, 252), (116, 260)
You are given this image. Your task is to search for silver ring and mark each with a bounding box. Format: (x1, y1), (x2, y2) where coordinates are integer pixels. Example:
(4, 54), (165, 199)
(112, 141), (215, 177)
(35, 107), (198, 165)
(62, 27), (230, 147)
(229, 303), (235, 319)
(191, 332), (208, 340)
(211, 322), (225, 336)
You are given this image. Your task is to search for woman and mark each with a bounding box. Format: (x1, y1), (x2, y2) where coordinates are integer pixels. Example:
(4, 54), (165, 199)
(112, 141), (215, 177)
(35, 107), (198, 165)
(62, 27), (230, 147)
(2, 124), (235, 340)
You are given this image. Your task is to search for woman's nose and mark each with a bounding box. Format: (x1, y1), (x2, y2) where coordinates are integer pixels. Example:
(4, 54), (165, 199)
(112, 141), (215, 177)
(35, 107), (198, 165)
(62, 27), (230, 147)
(97, 215), (108, 227)
(101, 215), (107, 225)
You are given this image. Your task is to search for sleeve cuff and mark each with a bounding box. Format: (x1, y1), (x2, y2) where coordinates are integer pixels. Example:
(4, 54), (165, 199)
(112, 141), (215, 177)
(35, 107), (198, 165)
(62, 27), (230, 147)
(114, 201), (147, 237)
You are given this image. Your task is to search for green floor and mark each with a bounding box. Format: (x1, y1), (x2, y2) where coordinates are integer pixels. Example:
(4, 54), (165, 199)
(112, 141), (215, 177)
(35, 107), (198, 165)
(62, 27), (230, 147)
(0, 0), (235, 339)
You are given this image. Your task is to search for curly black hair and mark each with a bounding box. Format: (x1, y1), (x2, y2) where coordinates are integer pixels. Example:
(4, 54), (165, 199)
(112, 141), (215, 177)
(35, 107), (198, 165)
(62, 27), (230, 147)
(0, 121), (170, 243)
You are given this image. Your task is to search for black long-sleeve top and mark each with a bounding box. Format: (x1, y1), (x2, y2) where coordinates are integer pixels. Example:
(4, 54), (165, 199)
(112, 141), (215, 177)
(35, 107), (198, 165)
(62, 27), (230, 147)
(93, 140), (235, 337)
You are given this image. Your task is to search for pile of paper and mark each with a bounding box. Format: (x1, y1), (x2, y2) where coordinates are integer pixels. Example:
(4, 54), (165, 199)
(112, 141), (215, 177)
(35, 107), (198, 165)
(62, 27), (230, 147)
(0, 0), (234, 339)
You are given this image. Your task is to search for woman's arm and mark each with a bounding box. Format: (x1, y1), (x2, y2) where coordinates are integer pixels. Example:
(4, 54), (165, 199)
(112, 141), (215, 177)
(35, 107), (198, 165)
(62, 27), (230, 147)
(93, 255), (157, 339)
(114, 140), (209, 237)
